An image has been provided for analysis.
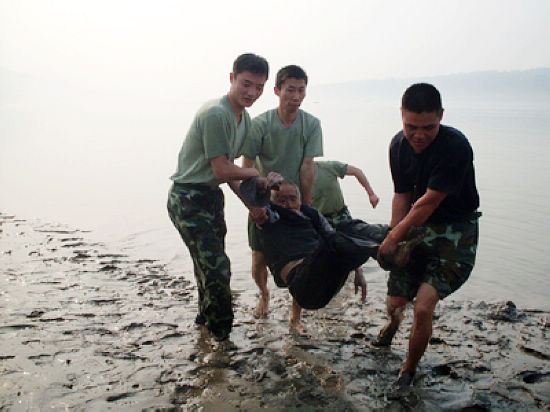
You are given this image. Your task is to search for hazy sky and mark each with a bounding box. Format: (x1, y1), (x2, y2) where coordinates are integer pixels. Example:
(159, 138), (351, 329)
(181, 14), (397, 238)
(2, 0), (549, 97)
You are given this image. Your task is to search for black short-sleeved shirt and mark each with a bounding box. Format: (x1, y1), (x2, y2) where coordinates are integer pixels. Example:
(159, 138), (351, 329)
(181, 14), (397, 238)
(389, 125), (480, 224)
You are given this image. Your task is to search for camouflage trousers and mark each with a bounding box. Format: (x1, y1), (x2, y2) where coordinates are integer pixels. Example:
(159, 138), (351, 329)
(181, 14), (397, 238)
(323, 205), (353, 229)
(388, 212), (481, 300)
(167, 183), (233, 335)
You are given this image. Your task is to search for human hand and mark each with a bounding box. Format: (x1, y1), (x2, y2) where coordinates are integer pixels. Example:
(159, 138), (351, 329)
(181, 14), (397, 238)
(266, 172), (283, 190)
(249, 207), (268, 226)
(378, 236), (398, 258)
(255, 177), (268, 192)
(255, 172), (282, 193)
(354, 268), (367, 303)
(369, 193), (380, 209)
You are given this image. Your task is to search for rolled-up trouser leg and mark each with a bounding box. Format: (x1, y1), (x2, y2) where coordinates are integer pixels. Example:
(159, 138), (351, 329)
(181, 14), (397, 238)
(287, 241), (343, 310)
(167, 184), (233, 336)
(287, 238), (373, 309)
(327, 221), (390, 271)
(288, 223), (387, 310)
(335, 220), (390, 245)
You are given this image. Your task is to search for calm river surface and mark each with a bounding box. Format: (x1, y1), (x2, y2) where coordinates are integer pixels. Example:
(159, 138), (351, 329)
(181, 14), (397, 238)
(1, 89), (549, 310)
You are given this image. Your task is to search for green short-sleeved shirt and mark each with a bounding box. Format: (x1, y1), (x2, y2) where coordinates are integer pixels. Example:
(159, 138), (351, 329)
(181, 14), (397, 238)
(311, 160), (348, 215)
(170, 95), (250, 188)
(241, 109), (323, 185)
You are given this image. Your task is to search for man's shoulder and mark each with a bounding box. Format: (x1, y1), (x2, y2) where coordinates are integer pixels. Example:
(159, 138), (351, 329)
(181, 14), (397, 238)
(252, 108), (277, 124)
(197, 96), (233, 121)
(439, 125), (467, 141)
(438, 125), (472, 151)
(298, 109), (321, 125)
(390, 130), (407, 149)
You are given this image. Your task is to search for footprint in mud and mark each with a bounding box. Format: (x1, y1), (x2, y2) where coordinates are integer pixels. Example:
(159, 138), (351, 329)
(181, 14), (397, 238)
(519, 345), (550, 360)
(519, 371), (550, 384)
(106, 392), (135, 402)
(26, 310), (45, 318)
(99, 264), (118, 271)
(1, 324), (37, 331)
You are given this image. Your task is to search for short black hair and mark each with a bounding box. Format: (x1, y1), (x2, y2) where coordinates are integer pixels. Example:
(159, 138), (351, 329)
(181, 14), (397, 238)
(233, 53), (269, 78)
(275, 65), (308, 89)
(402, 83), (443, 114)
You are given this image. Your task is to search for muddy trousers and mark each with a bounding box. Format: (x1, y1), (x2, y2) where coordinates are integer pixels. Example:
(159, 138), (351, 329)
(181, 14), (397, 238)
(287, 221), (389, 310)
(167, 183), (233, 335)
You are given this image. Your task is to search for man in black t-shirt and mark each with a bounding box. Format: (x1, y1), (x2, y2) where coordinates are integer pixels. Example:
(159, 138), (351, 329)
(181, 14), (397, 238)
(375, 83), (481, 389)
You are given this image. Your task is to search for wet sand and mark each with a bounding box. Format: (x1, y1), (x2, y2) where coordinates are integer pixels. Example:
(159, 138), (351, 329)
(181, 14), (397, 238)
(1, 212), (549, 410)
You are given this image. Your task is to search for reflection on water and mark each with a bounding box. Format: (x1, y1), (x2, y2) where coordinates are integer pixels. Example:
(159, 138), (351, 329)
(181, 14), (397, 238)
(1, 93), (549, 309)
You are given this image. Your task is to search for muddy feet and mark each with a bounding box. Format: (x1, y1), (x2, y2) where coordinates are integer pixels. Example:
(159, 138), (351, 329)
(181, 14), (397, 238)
(393, 370), (415, 389)
(209, 320), (232, 342)
(289, 318), (306, 335)
(372, 323), (398, 347)
(387, 370), (418, 402)
(254, 291), (270, 318)
(195, 313), (206, 325)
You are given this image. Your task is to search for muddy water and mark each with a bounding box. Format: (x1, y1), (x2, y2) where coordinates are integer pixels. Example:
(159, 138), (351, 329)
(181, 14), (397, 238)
(1, 212), (549, 410)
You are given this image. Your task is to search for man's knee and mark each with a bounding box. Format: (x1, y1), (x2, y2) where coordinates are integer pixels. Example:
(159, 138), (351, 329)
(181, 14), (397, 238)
(252, 250), (267, 277)
(252, 250), (266, 269)
(386, 295), (408, 319)
(413, 302), (435, 323)
(413, 283), (439, 321)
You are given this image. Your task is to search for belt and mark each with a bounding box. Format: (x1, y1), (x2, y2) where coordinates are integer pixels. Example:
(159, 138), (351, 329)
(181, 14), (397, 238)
(173, 182), (217, 191)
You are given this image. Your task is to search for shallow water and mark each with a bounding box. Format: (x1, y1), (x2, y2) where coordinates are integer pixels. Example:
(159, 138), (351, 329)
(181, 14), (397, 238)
(1, 92), (549, 309)
(2, 89), (550, 409)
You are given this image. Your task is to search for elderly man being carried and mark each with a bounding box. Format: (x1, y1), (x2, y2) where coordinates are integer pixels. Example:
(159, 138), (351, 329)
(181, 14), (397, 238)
(241, 178), (424, 333)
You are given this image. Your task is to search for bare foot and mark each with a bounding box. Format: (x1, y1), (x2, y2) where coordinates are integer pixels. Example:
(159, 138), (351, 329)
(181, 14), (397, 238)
(289, 318), (306, 335)
(254, 291), (269, 318)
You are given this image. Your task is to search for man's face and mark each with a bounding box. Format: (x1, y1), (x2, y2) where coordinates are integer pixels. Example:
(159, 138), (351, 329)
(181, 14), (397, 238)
(401, 108), (444, 154)
(273, 184), (301, 211)
(228, 70), (267, 109)
(275, 78), (306, 113)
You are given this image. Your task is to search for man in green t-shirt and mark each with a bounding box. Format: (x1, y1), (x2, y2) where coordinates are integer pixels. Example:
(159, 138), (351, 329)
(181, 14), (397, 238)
(167, 53), (271, 342)
(241, 65), (323, 327)
(311, 160), (380, 307)
(312, 160), (379, 226)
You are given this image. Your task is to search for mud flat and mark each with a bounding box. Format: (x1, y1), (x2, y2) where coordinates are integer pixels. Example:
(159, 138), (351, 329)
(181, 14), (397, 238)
(1, 212), (549, 410)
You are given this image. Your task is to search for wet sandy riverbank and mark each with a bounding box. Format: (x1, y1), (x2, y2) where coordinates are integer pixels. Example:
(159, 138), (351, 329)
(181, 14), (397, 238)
(1, 212), (549, 410)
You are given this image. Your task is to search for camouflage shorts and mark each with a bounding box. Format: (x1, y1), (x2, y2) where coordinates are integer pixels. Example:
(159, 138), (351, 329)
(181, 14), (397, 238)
(167, 183), (233, 334)
(247, 217), (264, 252)
(388, 212), (481, 300)
(323, 205), (353, 229)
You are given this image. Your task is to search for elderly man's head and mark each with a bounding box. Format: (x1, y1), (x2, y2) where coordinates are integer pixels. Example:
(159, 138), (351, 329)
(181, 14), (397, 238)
(272, 180), (301, 211)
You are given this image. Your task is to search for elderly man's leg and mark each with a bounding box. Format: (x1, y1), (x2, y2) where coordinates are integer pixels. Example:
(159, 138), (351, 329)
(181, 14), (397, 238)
(354, 267), (367, 302)
(399, 282), (439, 383)
(252, 251), (270, 318)
(289, 297), (305, 333)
